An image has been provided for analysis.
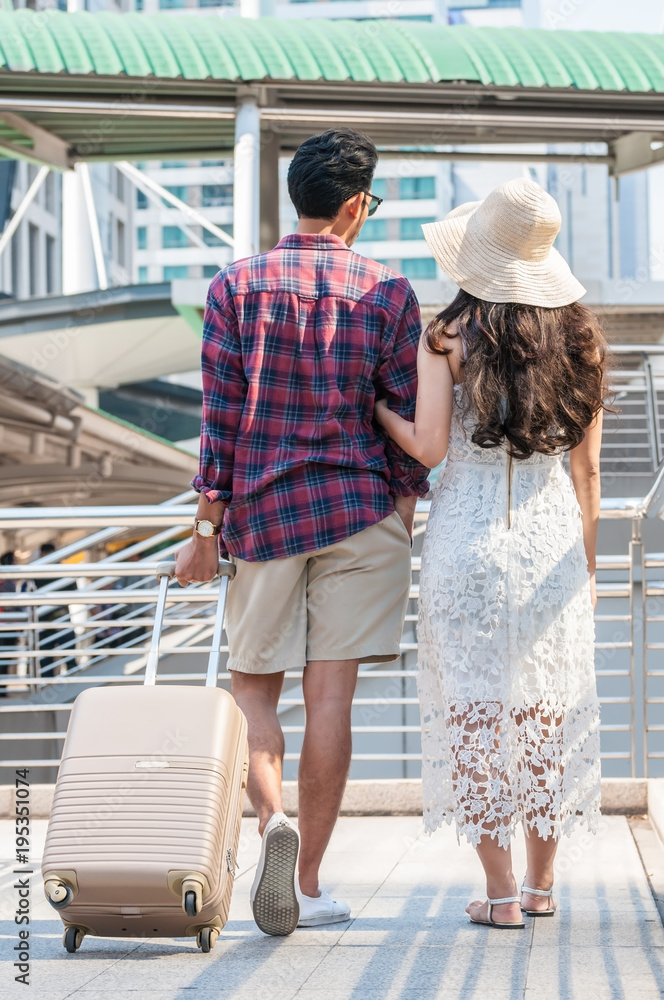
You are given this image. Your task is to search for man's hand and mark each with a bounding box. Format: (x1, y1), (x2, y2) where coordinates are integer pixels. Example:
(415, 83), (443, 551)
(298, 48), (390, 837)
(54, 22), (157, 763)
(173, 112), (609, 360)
(175, 536), (220, 587)
(394, 495), (417, 538)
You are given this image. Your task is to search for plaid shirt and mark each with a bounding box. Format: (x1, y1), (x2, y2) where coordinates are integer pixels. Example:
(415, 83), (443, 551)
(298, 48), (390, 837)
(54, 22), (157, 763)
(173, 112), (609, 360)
(192, 233), (430, 562)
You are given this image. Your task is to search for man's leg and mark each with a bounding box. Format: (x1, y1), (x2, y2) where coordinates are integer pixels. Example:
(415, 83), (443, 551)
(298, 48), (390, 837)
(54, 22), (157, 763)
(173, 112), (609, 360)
(232, 668), (301, 936)
(230, 669), (285, 836)
(298, 658), (359, 897)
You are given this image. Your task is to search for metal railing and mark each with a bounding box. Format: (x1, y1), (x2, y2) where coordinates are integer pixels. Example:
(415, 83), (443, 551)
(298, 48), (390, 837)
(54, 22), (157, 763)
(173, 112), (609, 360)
(602, 345), (664, 490)
(0, 475), (662, 781)
(2, 346), (664, 781)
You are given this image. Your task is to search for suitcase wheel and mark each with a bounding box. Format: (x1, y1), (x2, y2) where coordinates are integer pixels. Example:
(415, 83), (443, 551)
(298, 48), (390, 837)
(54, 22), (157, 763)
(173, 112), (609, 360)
(44, 880), (74, 911)
(63, 927), (85, 953)
(197, 927), (219, 953)
(181, 877), (205, 916)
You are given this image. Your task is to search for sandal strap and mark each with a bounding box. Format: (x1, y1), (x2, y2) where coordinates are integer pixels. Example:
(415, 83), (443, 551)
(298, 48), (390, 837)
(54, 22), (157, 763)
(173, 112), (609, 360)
(521, 884), (554, 897)
(487, 895), (521, 905)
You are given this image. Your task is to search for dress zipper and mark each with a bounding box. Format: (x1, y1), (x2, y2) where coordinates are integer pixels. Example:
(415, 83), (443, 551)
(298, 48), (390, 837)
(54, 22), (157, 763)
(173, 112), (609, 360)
(506, 450), (513, 530)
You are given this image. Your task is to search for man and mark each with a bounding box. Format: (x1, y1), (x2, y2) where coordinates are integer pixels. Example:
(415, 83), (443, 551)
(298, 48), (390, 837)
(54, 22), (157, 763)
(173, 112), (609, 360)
(176, 128), (429, 936)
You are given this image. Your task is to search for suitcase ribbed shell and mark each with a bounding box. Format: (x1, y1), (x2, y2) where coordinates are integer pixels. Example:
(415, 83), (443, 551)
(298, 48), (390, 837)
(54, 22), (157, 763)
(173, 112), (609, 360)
(42, 685), (247, 941)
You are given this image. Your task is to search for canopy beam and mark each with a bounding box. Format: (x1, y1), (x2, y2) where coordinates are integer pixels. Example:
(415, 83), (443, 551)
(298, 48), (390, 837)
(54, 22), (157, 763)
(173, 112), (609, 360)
(610, 132), (664, 177)
(0, 112), (70, 170)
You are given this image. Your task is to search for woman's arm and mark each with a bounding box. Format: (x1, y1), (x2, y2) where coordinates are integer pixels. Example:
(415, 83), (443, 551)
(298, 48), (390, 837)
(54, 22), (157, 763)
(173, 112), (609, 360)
(375, 336), (454, 468)
(569, 410), (603, 607)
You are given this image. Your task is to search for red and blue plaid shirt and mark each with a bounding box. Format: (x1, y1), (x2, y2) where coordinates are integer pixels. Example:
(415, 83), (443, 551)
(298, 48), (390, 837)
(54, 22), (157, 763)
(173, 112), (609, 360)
(192, 232), (430, 562)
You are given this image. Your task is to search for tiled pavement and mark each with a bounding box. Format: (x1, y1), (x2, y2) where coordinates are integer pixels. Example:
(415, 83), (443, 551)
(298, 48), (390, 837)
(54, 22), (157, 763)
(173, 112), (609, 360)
(1, 814), (663, 1000)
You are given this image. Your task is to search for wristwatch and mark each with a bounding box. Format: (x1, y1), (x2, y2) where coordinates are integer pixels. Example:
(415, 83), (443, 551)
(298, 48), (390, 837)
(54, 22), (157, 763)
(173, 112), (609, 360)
(194, 518), (222, 539)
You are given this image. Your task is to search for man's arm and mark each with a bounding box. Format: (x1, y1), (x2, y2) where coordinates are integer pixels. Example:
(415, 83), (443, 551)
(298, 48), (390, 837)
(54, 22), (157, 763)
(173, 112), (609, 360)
(176, 278), (246, 586)
(175, 492), (226, 586)
(374, 284), (430, 535)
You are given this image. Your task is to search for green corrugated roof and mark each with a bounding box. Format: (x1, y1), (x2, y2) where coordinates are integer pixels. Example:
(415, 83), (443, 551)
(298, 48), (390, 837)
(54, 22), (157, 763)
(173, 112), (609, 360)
(1, 10), (664, 91)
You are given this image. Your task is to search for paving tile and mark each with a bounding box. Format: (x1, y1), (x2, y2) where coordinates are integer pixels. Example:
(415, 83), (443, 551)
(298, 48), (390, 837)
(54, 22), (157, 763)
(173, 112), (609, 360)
(530, 894), (663, 949)
(295, 992), (523, 1000)
(523, 993), (664, 1000)
(336, 893), (534, 949)
(72, 993), (299, 1000)
(525, 944), (664, 997)
(0, 992), (71, 1000)
(71, 940), (331, 994)
(300, 943), (530, 996)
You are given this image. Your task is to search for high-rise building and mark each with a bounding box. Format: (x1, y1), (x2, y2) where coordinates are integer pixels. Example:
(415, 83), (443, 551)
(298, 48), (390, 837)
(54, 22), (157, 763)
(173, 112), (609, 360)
(0, 163), (61, 300)
(0, 0), (657, 440)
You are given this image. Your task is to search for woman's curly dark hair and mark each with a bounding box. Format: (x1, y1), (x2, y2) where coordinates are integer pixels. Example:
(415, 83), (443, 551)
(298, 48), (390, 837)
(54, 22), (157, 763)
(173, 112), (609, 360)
(424, 289), (612, 460)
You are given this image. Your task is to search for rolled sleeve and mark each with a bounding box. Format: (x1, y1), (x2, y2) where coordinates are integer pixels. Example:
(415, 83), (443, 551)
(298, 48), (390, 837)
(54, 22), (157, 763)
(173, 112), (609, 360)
(375, 285), (430, 498)
(191, 275), (247, 505)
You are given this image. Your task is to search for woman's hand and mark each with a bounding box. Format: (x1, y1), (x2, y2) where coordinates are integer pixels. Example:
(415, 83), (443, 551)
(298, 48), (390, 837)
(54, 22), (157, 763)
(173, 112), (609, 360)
(374, 397), (390, 426)
(373, 339), (453, 467)
(589, 572), (597, 609)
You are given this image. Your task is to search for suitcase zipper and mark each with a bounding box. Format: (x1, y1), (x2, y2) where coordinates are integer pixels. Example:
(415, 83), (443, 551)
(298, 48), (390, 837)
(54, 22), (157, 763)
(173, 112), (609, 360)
(226, 848), (238, 876)
(506, 450), (513, 530)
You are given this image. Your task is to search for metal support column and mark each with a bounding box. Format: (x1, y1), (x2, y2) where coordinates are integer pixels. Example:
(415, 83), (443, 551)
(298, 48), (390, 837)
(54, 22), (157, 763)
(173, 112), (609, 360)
(233, 92), (260, 261)
(62, 165), (97, 295)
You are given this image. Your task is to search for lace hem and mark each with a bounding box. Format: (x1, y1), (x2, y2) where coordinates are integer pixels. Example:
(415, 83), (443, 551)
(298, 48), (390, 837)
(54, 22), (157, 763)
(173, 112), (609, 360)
(419, 696), (602, 849)
(421, 792), (602, 848)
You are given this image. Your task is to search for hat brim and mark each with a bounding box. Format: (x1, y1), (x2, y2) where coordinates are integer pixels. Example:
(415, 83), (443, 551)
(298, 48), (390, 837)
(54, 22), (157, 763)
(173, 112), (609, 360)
(422, 208), (586, 309)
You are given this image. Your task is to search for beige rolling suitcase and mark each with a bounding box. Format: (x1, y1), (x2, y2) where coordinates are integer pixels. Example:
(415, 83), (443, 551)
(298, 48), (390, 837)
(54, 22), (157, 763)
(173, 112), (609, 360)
(41, 560), (248, 954)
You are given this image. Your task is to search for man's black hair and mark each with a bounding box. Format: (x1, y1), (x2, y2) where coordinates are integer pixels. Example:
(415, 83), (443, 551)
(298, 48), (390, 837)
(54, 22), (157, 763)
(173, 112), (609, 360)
(287, 128), (378, 221)
(0, 551), (14, 565)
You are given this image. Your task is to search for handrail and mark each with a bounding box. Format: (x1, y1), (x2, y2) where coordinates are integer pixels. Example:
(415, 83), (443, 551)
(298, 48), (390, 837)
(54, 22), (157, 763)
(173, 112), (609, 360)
(0, 495), (652, 533)
(0, 505), (198, 528)
(0, 563), (181, 578)
(23, 489), (196, 567)
(417, 497), (650, 519)
(609, 344), (664, 354)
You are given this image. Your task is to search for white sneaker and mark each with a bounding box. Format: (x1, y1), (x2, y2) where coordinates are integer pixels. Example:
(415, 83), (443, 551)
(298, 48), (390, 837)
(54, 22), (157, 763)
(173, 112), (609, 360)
(297, 886), (351, 927)
(250, 812), (300, 936)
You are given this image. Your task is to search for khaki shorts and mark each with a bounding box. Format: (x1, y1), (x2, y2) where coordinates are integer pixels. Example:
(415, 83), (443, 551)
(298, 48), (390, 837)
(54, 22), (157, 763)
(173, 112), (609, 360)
(225, 511), (412, 674)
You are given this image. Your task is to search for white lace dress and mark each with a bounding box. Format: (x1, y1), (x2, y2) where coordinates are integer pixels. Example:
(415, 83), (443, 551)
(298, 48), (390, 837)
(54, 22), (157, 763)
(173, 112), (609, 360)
(417, 384), (601, 847)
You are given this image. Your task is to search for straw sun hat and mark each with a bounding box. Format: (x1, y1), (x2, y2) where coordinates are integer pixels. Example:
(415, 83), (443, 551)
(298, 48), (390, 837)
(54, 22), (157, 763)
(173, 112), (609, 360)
(421, 177), (586, 309)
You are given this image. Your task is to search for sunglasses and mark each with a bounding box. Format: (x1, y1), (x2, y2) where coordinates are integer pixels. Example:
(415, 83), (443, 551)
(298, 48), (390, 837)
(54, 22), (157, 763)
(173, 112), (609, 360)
(366, 192), (383, 217)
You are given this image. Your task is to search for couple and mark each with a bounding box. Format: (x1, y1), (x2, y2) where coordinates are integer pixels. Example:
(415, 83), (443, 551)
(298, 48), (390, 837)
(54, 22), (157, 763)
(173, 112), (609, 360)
(176, 127), (606, 934)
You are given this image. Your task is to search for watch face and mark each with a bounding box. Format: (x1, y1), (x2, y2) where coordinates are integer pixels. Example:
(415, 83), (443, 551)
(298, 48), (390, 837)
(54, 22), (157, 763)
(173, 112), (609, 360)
(197, 520), (215, 538)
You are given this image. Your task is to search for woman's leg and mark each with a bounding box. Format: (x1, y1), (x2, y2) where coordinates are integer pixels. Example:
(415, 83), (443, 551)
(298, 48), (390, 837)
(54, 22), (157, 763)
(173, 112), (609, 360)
(522, 829), (557, 912)
(465, 836), (522, 924)
(449, 703), (522, 924)
(516, 704), (560, 911)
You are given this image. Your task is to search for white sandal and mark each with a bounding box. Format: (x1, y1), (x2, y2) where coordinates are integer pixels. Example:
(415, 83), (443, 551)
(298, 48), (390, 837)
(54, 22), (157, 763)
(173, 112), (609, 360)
(469, 895), (525, 930)
(520, 882), (556, 917)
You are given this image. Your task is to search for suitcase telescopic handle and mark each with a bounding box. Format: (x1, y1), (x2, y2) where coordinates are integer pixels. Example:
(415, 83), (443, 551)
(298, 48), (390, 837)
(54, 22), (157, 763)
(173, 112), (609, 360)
(155, 560), (236, 581)
(144, 560), (236, 686)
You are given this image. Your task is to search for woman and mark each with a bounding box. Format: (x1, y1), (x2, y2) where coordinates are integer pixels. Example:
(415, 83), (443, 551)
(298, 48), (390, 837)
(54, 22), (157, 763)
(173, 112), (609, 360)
(375, 177), (608, 929)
